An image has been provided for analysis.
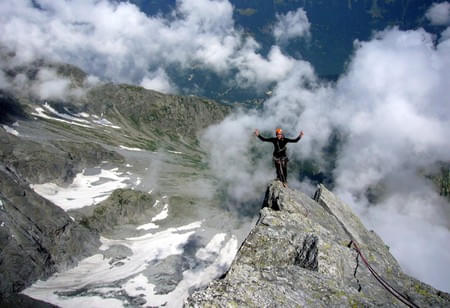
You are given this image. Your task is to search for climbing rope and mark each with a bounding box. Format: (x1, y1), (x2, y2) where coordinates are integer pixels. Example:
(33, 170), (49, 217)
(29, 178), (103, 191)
(347, 240), (420, 308)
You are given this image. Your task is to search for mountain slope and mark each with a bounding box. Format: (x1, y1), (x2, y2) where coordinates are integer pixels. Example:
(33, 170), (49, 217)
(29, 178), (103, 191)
(0, 61), (233, 303)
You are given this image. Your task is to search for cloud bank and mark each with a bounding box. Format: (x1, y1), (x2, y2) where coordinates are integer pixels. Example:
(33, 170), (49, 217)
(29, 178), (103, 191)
(0, 0), (309, 94)
(0, 50), (98, 101)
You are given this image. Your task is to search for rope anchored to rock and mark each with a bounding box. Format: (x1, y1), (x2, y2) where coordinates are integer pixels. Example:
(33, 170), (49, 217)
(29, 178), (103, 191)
(347, 240), (420, 308)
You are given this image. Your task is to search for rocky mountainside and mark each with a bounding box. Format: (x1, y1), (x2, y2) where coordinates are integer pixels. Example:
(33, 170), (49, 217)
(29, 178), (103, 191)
(0, 61), (231, 303)
(185, 181), (450, 307)
(0, 163), (100, 299)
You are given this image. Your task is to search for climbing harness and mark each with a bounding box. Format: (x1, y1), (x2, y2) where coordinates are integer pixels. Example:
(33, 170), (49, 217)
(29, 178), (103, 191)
(347, 240), (420, 308)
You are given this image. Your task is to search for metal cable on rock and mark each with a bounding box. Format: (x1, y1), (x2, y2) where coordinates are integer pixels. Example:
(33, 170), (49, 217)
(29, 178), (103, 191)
(348, 240), (420, 308)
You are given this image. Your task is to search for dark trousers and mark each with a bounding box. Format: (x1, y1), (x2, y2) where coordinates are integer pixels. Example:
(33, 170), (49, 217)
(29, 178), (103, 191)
(274, 157), (288, 183)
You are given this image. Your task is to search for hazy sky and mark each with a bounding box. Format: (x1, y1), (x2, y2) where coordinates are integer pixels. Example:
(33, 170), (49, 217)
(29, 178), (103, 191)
(1, 0), (449, 292)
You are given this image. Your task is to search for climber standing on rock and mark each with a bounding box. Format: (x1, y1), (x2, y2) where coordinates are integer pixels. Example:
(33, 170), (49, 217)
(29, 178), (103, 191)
(255, 128), (304, 186)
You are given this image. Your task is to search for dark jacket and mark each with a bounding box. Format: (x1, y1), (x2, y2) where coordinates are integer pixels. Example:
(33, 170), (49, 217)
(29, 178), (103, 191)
(257, 134), (301, 158)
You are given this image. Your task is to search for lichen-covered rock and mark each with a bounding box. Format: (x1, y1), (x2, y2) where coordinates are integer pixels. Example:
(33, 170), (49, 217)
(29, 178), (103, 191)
(185, 181), (450, 307)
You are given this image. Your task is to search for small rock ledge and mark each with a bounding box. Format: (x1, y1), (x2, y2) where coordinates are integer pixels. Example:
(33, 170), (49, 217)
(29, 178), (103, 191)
(185, 181), (450, 307)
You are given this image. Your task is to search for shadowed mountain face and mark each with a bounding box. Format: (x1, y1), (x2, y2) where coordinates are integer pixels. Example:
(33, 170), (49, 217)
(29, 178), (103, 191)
(0, 165), (100, 298)
(185, 181), (450, 307)
(0, 91), (28, 124)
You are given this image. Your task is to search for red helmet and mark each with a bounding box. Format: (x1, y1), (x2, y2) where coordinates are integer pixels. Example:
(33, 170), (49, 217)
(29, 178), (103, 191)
(275, 128), (283, 135)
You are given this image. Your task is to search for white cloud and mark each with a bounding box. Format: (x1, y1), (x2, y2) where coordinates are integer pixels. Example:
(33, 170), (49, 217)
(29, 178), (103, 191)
(426, 1), (450, 25)
(273, 8), (310, 43)
(0, 64), (89, 100)
(202, 110), (275, 202)
(140, 68), (177, 94)
(234, 45), (299, 88)
(2, 0), (237, 84)
(333, 27), (450, 195)
(0, 0), (310, 92)
(31, 68), (72, 100)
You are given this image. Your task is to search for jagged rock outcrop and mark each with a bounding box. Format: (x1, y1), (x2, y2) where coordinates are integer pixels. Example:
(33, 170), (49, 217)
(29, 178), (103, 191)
(0, 166), (100, 300)
(185, 181), (450, 307)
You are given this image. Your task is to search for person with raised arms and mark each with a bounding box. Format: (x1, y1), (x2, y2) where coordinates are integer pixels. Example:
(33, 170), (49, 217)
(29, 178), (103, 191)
(254, 128), (304, 186)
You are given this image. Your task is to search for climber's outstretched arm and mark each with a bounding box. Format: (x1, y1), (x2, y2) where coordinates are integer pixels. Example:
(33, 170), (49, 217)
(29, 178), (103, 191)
(285, 131), (304, 143)
(254, 129), (271, 142)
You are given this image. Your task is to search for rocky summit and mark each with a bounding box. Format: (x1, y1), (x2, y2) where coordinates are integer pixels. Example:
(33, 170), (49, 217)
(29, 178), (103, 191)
(185, 181), (450, 307)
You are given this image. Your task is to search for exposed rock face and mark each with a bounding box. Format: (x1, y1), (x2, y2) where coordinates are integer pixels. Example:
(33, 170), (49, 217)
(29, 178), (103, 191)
(185, 181), (450, 307)
(70, 188), (164, 234)
(0, 166), (100, 300)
